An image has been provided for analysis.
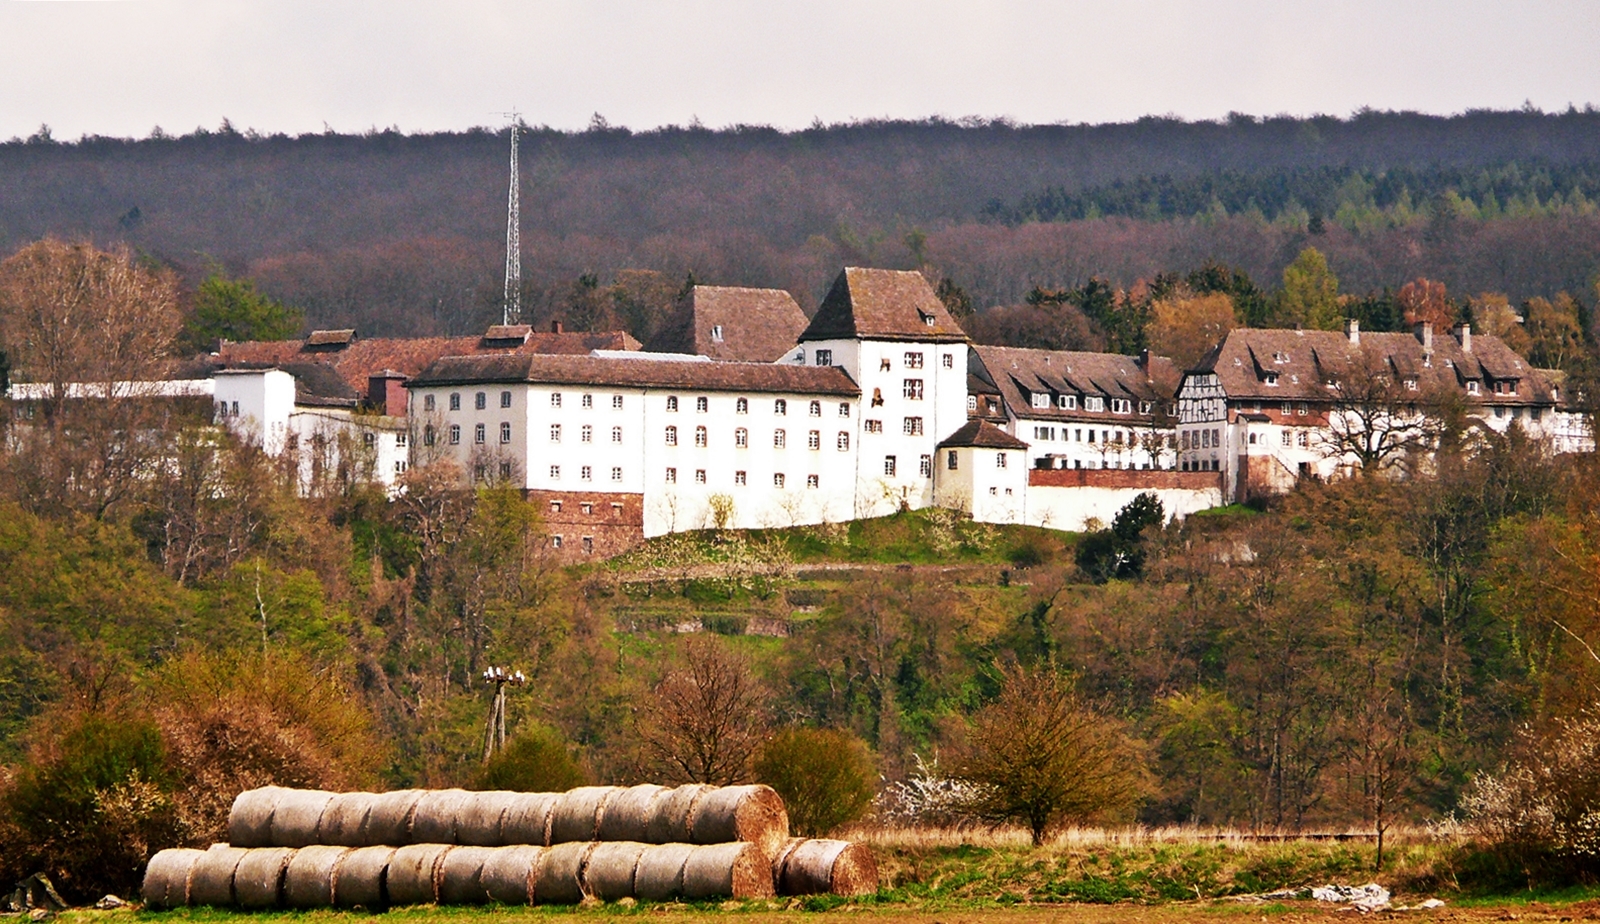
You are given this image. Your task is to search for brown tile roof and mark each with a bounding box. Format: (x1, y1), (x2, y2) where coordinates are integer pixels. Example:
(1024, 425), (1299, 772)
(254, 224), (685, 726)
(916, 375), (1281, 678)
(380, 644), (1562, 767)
(938, 419), (1030, 450)
(799, 267), (969, 343)
(971, 345), (1180, 424)
(409, 353), (860, 397)
(1193, 325), (1558, 406)
(305, 329), (356, 347)
(644, 286), (809, 362)
(207, 328), (642, 394)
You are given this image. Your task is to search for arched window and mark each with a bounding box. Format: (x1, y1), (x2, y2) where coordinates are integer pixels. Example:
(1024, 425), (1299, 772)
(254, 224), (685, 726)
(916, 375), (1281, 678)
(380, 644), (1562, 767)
(695, 426), (708, 447)
(735, 428), (748, 447)
(665, 425), (678, 446)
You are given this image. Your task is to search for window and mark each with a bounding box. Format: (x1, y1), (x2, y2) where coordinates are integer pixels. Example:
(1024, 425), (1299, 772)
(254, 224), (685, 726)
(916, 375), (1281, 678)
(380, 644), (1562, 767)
(735, 428), (748, 447)
(815, 349), (832, 366)
(942, 353), (954, 369)
(581, 537), (593, 554)
(1032, 392), (1050, 409)
(549, 464), (560, 479)
(582, 394), (593, 408)
(1297, 431), (1310, 448)
(582, 424), (593, 443)
(736, 397), (748, 414)
(611, 466), (623, 481)
(1297, 403), (1308, 416)
(806, 474), (819, 489)
(449, 425), (461, 444)
(395, 460), (408, 474)
(1405, 378), (1418, 391)
(1467, 381), (1481, 395)
(1264, 372), (1280, 387)
(363, 432), (375, 449)
(500, 422), (512, 444)
(575, 465), (590, 481)
(809, 400), (822, 416)
(871, 388), (884, 407)
(996, 452), (1007, 469)
(903, 417), (924, 435)
(665, 467), (677, 483)
(920, 311), (936, 326)
(734, 470), (747, 485)
(903, 379), (924, 400)
(1084, 396), (1105, 412)
(473, 464), (486, 481)
(449, 393), (461, 411)
(697, 396), (709, 413)
(396, 431), (407, 447)
(1060, 395), (1077, 410)
(1140, 401), (1153, 414)
(904, 352), (923, 369)
(774, 473), (786, 488)
(838, 402), (850, 417)
(424, 425), (436, 446)
(947, 450), (959, 470)
(665, 426), (678, 446)
(774, 429), (786, 448)
(612, 426), (623, 443)
(968, 395), (978, 411)
(550, 500), (562, 513)
(880, 358), (892, 371)
(550, 424), (561, 443)
(474, 423), (486, 444)
(774, 399), (787, 415)
(666, 395), (679, 411)
(551, 535), (563, 549)
(884, 455), (897, 476)
(612, 394), (624, 409)
(551, 392), (562, 408)
(475, 392), (487, 410)
(865, 419), (883, 433)
(694, 469), (706, 484)
(808, 430), (821, 450)
(1111, 398), (1132, 414)
(920, 454), (932, 476)
(695, 426), (708, 447)
(1281, 430), (1292, 446)
(500, 461), (513, 480)
(711, 324), (724, 342)
(424, 394), (436, 411)
(500, 391), (512, 408)
(837, 432), (850, 451)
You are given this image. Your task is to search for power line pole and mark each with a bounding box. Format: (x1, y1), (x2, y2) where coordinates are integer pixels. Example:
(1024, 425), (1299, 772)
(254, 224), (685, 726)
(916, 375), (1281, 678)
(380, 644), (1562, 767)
(501, 115), (522, 326)
(481, 665), (527, 762)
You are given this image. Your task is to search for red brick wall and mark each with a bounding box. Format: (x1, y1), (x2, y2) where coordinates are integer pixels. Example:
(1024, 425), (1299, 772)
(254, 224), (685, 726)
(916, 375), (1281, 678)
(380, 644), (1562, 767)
(526, 490), (645, 560)
(1028, 468), (1222, 490)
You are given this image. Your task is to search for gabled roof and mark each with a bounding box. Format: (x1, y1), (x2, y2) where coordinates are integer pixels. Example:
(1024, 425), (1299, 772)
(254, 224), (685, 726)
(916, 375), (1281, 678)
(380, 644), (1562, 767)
(938, 419), (1030, 450)
(409, 353), (860, 397)
(799, 267), (968, 343)
(971, 345), (1179, 423)
(644, 286), (809, 362)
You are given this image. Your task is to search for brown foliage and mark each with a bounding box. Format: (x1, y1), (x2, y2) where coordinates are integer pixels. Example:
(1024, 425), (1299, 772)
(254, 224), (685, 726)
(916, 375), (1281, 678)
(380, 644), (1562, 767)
(634, 637), (769, 785)
(1398, 277), (1453, 328)
(1145, 291), (1236, 371)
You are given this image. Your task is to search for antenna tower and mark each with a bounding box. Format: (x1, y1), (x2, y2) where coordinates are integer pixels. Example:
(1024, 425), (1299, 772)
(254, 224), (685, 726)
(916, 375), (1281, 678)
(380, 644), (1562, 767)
(502, 116), (522, 325)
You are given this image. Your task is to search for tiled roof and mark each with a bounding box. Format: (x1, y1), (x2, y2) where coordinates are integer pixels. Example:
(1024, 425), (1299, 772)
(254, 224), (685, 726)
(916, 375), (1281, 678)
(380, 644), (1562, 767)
(938, 419), (1031, 450)
(799, 268), (968, 343)
(409, 353), (861, 397)
(644, 286), (809, 363)
(207, 328), (642, 393)
(1192, 325), (1559, 406)
(971, 345), (1180, 423)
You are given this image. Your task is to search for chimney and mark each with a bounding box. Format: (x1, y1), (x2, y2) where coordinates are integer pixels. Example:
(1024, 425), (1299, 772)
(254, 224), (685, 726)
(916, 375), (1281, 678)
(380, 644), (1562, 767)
(1138, 348), (1150, 370)
(367, 371), (409, 416)
(550, 320), (564, 334)
(1344, 318), (1360, 345)
(1414, 321), (1434, 353)
(1454, 322), (1472, 353)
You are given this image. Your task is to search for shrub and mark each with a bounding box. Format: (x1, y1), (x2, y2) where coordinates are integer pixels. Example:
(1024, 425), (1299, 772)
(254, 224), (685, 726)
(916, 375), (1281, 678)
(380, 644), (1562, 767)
(1464, 713), (1600, 880)
(754, 727), (876, 836)
(474, 723), (588, 792)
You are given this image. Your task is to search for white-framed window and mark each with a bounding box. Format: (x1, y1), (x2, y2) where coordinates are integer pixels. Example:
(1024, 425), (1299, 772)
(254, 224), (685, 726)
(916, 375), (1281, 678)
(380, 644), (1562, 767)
(550, 424), (561, 443)
(806, 474), (819, 489)
(1085, 396), (1105, 412)
(1111, 398), (1132, 414)
(904, 379), (924, 400)
(474, 423), (486, 444)
(395, 459), (408, 474)
(865, 419), (883, 433)
(612, 394), (624, 409)
(449, 393), (461, 411)
(1405, 378), (1418, 391)
(665, 467), (677, 483)
(1140, 401), (1153, 414)
(611, 466), (623, 481)
(665, 426), (678, 446)
(695, 469), (706, 484)
(1264, 372), (1280, 387)
(666, 395), (679, 411)
(711, 324), (724, 342)
(774, 429), (786, 448)
(582, 394), (593, 408)
(735, 428), (748, 447)
(500, 391), (512, 408)
(1467, 381), (1481, 395)
(363, 432), (376, 449)
(499, 461), (513, 481)
(612, 426), (623, 443)
(808, 430), (821, 450)
(815, 349), (833, 367)
(424, 394), (436, 412)
(809, 400), (822, 416)
(581, 424), (593, 443)
(904, 351), (924, 369)
(920, 454), (932, 476)
(774, 473), (786, 488)
(880, 358), (892, 371)
(1297, 404), (1308, 416)
(549, 464), (560, 479)
(551, 392), (562, 408)
(837, 432), (850, 451)
(396, 431), (407, 448)
(695, 426), (708, 447)
(1297, 431), (1310, 447)
(968, 395), (978, 411)
(996, 452), (1008, 469)
(736, 397), (748, 414)
(838, 402), (850, 417)
(581, 537), (593, 554)
(942, 353), (954, 369)
(884, 455), (897, 476)
(734, 470), (747, 485)
(551, 535), (563, 549)
(774, 399), (787, 415)
(1032, 392), (1049, 409)
(903, 417), (924, 435)
(697, 396), (709, 413)
(475, 392), (487, 410)
(500, 422), (512, 444)
(449, 425), (461, 444)
(1060, 395), (1077, 410)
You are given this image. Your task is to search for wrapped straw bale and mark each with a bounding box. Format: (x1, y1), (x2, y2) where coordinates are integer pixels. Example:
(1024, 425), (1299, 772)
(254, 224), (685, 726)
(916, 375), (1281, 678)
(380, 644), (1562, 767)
(549, 786), (617, 844)
(141, 848), (203, 910)
(688, 785), (789, 857)
(189, 845), (249, 907)
(583, 841), (647, 902)
(633, 843), (695, 902)
(270, 789), (336, 847)
(644, 783), (711, 845)
(334, 846), (396, 909)
(480, 844), (543, 905)
(595, 784), (668, 842)
(228, 787), (284, 848)
(533, 841), (593, 905)
(456, 791), (520, 846)
(410, 789), (473, 844)
(387, 844), (453, 906)
(234, 846), (296, 909)
(363, 789), (424, 846)
(499, 792), (558, 846)
(682, 842), (775, 900)
(437, 845), (495, 905)
(284, 845), (350, 909)
(319, 792), (377, 847)
(772, 838), (878, 896)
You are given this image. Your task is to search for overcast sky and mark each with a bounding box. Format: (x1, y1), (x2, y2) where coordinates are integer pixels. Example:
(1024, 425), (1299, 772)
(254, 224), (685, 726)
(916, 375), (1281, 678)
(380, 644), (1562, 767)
(3, 0), (1598, 140)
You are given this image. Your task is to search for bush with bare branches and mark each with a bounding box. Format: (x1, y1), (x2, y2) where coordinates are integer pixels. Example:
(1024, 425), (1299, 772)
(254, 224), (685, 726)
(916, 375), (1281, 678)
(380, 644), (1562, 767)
(634, 638), (769, 785)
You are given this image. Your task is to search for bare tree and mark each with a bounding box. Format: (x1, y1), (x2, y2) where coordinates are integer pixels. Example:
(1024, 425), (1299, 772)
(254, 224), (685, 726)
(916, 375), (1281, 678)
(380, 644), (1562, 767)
(1321, 347), (1458, 474)
(634, 637), (769, 785)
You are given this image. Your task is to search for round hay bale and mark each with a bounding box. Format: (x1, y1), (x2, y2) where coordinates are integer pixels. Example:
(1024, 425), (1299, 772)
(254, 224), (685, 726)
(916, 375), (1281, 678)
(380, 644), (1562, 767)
(769, 837), (805, 893)
(387, 843), (453, 906)
(644, 784), (711, 845)
(189, 845), (249, 907)
(596, 784), (668, 843)
(633, 843), (695, 902)
(775, 839), (877, 896)
(533, 841), (593, 905)
(455, 791), (520, 846)
(234, 846), (296, 909)
(583, 841), (647, 902)
(269, 789), (336, 847)
(410, 789), (473, 845)
(682, 842), (774, 901)
(480, 844), (543, 905)
(363, 789), (424, 845)
(228, 786), (286, 848)
(333, 845), (396, 909)
(548, 786), (617, 844)
(284, 845), (350, 909)
(319, 792), (377, 847)
(688, 785), (789, 858)
(141, 848), (203, 909)
(437, 845), (495, 905)
(499, 792), (558, 846)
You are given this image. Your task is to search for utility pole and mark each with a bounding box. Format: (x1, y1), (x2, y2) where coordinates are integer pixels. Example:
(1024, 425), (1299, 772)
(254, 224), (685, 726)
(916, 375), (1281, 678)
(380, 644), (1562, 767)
(501, 114), (522, 326)
(481, 665), (527, 762)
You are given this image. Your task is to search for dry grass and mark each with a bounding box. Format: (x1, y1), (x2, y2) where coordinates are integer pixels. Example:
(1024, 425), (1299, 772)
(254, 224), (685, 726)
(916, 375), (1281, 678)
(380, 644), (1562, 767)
(845, 824), (1441, 851)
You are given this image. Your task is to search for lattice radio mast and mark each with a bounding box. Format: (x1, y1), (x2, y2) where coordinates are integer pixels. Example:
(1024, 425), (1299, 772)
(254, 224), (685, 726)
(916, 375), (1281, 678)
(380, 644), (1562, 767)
(501, 115), (522, 325)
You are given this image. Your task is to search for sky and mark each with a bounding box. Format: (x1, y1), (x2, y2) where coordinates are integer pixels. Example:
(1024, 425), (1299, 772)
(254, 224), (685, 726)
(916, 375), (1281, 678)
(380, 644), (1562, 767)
(3, 0), (1599, 141)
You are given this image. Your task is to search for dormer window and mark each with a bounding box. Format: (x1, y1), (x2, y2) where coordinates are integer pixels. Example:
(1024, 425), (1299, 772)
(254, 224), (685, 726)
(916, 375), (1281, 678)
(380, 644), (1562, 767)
(918, 310), (936, 326)
(1031, 392), (1050, 409)
(1059, 395), (1076, 410)
(1494, 380), (1518, 396)
(1404, 378), (1418, 391)
(1467, 381), (1480, 395)
(1264, 372), (1280, 387)
(1273, 351), (1290, 364)
(711, 324), (724, 342)
(815, 349), (832, 367)
(1110, 398), (1132, 414)
(1084, 396), (1105, 412)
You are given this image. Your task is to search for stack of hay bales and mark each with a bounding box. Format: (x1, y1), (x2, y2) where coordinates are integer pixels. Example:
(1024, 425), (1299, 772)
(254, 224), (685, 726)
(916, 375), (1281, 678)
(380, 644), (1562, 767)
(144, 783), (876, 909)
